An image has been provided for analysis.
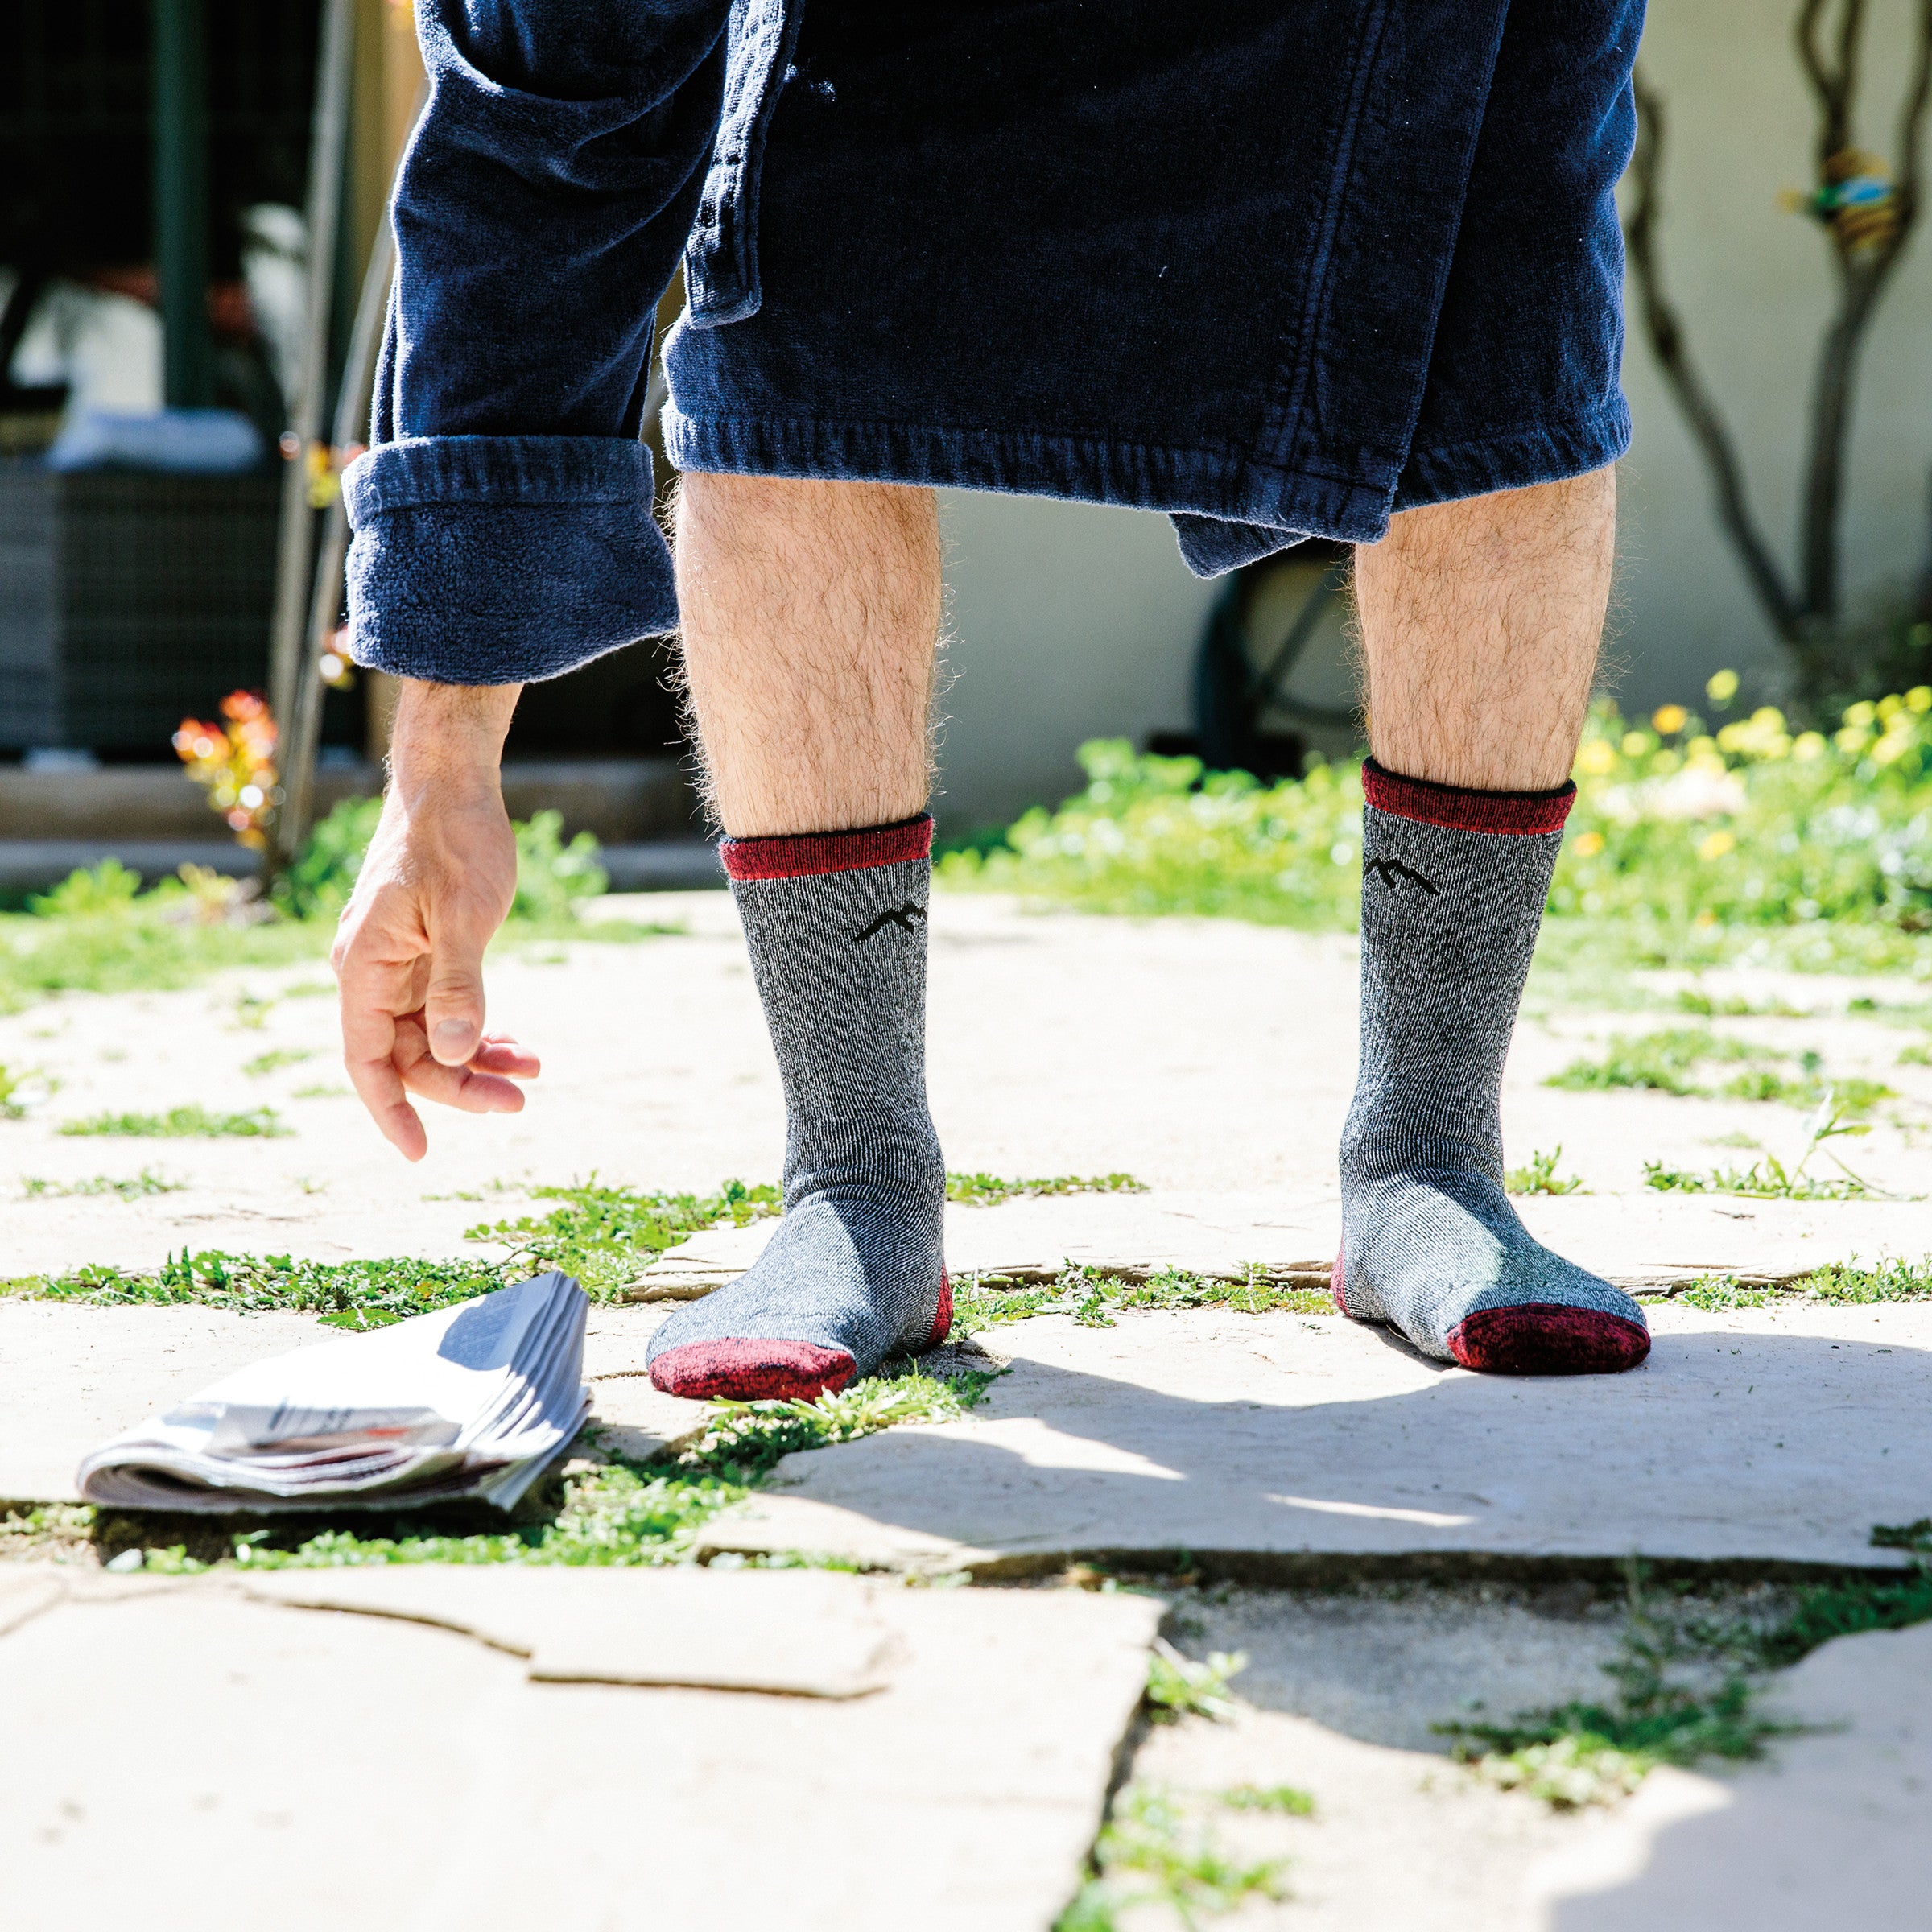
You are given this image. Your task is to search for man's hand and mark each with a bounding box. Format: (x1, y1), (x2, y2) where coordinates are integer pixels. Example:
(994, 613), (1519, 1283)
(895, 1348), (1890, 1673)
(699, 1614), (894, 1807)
(331, 680), (535, 1161)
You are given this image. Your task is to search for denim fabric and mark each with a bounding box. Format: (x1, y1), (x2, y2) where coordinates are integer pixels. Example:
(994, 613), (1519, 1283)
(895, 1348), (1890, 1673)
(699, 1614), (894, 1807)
(346, 0), (1645, 686)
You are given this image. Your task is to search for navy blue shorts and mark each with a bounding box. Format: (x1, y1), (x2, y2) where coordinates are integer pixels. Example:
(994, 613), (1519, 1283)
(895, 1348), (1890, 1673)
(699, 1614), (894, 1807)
(346, 0), (1643, 685)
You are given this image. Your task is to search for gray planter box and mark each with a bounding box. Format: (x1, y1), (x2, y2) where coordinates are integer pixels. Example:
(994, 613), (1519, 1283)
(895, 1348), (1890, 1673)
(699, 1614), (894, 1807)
(0, 464), (279, 752)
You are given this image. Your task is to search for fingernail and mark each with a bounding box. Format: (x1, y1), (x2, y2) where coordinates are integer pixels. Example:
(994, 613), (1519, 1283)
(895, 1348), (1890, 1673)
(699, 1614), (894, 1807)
(433, 1021), (472, 1051)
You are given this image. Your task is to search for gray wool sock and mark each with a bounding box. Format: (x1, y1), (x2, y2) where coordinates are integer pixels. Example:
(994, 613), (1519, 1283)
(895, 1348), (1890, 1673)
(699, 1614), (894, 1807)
(1335, 760), (1649, 1375)
(647, 815), (948, 1400)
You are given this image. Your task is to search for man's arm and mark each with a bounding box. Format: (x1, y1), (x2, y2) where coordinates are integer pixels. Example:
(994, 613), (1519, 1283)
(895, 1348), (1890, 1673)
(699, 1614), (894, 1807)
(332, 681), (530, 1162)
(335, 2), (729, 1154)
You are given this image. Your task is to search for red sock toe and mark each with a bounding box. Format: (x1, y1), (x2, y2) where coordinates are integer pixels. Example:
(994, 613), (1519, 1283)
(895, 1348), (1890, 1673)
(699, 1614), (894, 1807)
(1446, 1304), (1650, 1376)
(648, 1339), (857, 1401)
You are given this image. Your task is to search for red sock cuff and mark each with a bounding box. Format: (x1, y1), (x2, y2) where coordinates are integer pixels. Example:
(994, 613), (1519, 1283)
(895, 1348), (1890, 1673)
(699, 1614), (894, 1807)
(720, 813), (935, 881)
(1362, 758), (1575, 836)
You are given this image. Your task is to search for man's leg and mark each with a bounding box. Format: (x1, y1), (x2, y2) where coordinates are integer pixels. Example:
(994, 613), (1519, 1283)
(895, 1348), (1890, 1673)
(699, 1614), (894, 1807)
(647, 474), (949, 1399)
(1337, 469), (1650, 1373)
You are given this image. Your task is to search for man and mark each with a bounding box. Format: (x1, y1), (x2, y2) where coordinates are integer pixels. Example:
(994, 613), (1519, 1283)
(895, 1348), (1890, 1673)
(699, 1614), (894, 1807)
(333, 0), (1653, 1400)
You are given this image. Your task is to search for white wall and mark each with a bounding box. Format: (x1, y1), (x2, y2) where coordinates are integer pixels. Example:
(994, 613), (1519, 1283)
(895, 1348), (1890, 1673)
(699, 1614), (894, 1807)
(1615, 0), (1932, 712)
(935, 492), (1215, 832)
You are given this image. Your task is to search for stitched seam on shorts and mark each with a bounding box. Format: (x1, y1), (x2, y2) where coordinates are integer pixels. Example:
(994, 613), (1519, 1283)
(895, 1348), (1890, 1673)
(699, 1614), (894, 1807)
(665, 407), (1385, 501)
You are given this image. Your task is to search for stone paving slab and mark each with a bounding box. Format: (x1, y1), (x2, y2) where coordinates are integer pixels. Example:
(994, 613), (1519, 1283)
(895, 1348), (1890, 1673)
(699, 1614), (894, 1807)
(701, 1302), (1932, 1575)
(0, 1300), (695, 1505)
(636, 1189), (1932, 1298)
(6, 894), (1931, 1287)
(0, 1567), (1159, 1932)
(1530, 1621), (1932, 1928)
(237, 1565), (902, 1695)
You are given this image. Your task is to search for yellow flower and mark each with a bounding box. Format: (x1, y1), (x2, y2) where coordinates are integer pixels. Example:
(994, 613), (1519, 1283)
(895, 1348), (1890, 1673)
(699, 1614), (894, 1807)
(1572, 830), (1606, 857)
(1792, 732), (1827, 761)
(1836, 724), (1872, 754)
(1872, 733), (1910, 766)
(1697, 829), (1736, 861)
(1686, 736), (1719, 759)
(1651, 704), (1688, 735)
(1620, 732), (1649, 758)
(1576, 739), (1617, 776)
(1844, 700), (1877, 729)
(1907, 687), (1932, 713)
(1878, 694), (1904, 722)
(1706, 669), (1740, 705)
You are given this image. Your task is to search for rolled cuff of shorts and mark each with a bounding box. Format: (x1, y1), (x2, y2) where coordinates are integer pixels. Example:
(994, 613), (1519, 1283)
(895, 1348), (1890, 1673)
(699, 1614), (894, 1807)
(343, 435), (679, 685)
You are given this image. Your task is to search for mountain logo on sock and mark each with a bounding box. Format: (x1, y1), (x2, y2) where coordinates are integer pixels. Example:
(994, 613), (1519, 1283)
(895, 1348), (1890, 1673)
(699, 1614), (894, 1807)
(852, 903), (927, 943)
(1366, 857), (1439, 894)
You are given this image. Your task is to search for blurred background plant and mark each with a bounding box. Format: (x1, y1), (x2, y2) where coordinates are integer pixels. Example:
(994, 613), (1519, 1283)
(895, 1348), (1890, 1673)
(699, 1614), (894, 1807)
(171, 689), (278, 848)
(943, 670), (1932, 978)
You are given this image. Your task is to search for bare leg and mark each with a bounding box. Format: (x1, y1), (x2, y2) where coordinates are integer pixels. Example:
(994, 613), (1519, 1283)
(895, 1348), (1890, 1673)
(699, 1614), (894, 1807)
(674, 473), (942, 834)
(1353, 468), (1615, 790)
(1338, 465), (1649, 1375)
(646, 472), (949, 1402)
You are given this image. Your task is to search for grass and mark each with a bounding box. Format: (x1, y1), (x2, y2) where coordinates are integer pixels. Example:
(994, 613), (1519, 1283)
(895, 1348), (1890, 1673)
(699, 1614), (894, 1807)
(1671, 1253), (1932, 1311)
(242, 1048), (315, 1078)
(946, 1170), (1146, 1207)
(21, 1168), (180, 1199)
(1546, 1027), (1780, 1097)
(952, 1263), (1333, 1334)
(57, 1104), (290, 1139)
(1057, 1785), (1290, 1932)
(1644, 1160), (1872, 1200)
(1442, 1545), (1932, 1807)
(1546, 1030), (1893, 1115)
(0, 803), (674, 1018)
(1060, 1651), (1290, 1931)
(467, 1179), (783, 1298)
(1146, 1641), (1247, 1723)
(2, 1249), (516, 1327)
(1505, 1146), (1587, 1195)
(1641, 1093), (1889, 1199)
(1219, 1784), (1315, 1817)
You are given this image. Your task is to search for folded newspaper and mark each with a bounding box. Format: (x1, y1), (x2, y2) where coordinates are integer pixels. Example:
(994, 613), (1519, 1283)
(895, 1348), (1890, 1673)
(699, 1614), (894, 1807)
(77, 1272), (590, 1513)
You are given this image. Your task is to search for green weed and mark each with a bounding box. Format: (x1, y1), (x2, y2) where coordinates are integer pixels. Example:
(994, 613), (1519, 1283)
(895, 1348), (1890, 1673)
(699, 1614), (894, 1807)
(242, 1048), (316, 1078)
(130, 1460), (745, 1573)
(3, 1249), (513, 1325)
(1673, 1254), (1932, 1311)
(1058, 1785), (1289, 1932)
(946, 1170), (1146, 1207)
(21, 1168), (180, 1200)
(1218, 1784), (1315, 1817)
(674, 1367), (1001, 1484)
(1439, 1575), (1790, 1806)
(1645, 1161), (1871, 1200)
(1445, 1543), (1932, 1808)
(1146, 1641), (1247, 1723)
(469, 1178), (782, 1298)
(951, 1263), (1332, 1336)
(1505, 1146), (1587, 1195)
(58, 1104), (290, 1139)
(291, 1084), (350, 1099)
(944, 694), (1932, 980)
(1546, 1028), (1770, 1096)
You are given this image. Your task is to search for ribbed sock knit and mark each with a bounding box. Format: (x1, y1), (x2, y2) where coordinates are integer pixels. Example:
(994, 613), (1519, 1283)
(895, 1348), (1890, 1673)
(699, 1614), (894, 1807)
(1335, 759), (1649, 1375)
(646, 815), (949, 1401)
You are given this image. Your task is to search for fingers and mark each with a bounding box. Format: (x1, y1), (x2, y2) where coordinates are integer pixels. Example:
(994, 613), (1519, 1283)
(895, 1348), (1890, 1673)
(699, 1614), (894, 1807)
(336, 928), (431, 1162)
(472, 1033), (541, 1078)
(423, 902), (496, 1067)
(392, 1013), (527, 1114)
